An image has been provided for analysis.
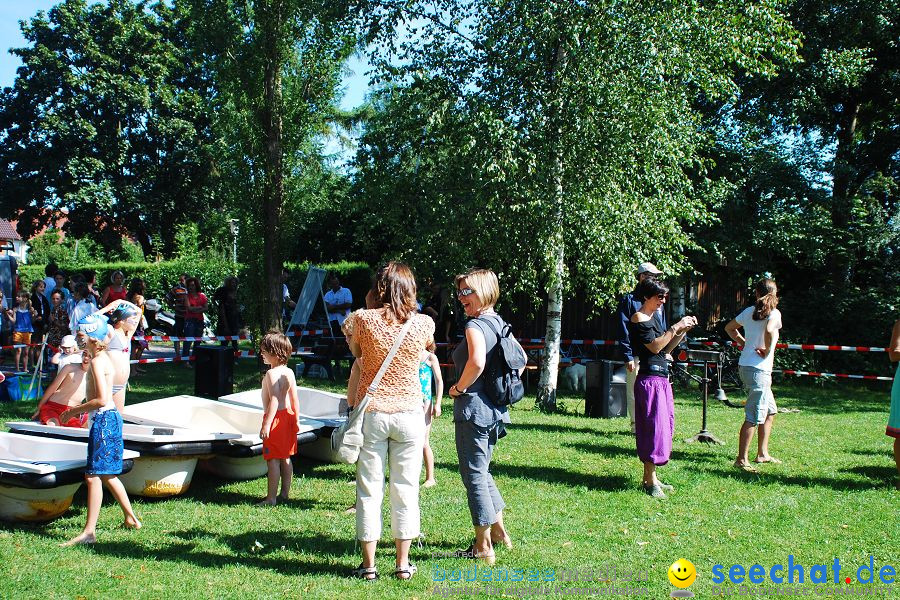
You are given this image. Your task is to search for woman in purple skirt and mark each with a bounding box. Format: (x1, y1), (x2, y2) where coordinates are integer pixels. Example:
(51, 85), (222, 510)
(627, 277), (697, 498)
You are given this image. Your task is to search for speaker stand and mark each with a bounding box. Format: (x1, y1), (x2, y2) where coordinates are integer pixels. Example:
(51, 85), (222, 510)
(685, 362), (723, 445)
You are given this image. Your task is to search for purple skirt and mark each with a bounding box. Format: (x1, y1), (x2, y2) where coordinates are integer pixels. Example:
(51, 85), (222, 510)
(634, 375), (675, 466)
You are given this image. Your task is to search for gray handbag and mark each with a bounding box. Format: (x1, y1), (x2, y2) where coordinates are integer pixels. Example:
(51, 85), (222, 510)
(330, 318), (414, 464)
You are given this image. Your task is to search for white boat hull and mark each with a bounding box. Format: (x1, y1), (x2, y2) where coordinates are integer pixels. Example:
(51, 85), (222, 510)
(198, 455), (267, 480)
(119, 456), (200, 497)
(0, 482), (82, 522)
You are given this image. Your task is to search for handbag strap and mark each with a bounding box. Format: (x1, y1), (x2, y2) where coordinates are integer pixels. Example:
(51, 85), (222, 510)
(354, 317), (416, 412)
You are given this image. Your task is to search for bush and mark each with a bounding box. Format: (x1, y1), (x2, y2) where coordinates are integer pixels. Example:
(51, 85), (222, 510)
(18, 259), (240, 304)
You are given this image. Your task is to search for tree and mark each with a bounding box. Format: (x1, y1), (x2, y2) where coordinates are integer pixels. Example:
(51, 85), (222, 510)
(0, 0), (219, 256)
(360, 0), (799, 409)
(187, 0), (355, 331)
(688, 0), (900, 349)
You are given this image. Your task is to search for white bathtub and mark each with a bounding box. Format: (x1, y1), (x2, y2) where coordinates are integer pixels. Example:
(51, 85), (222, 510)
(6, 421), (239, 498)
(0, 432), (139, 521)
(121, 395), (326, 480)
(218, 387), (347, 463)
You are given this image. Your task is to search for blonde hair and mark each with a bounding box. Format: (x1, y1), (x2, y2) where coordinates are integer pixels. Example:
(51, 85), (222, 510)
(260, 330), (292, 365)
(455, 268), (500, 310)
(426, 337), (436, 353)
(86, 336), (108, 353)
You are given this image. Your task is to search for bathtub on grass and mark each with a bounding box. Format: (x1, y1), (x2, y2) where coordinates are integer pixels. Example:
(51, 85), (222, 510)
(218, 386), (347, 464)
(0, 432), (138, 521)
(6, 421), (239, 498)
(120, 395), (326, 480)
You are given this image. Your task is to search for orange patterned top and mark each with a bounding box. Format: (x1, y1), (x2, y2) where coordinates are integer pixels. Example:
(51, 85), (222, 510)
(347, 309), (435, 413)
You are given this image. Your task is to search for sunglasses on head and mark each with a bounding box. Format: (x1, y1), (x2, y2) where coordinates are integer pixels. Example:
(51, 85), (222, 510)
(457, 288), (475, 297)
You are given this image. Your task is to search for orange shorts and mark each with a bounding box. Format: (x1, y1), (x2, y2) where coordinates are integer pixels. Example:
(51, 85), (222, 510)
(39, 400), (86, 428)
(13, 331), (32, 345)
(262, 409), (299, 460)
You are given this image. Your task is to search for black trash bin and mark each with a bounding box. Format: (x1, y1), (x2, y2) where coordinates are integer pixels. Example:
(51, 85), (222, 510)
(585, 360), (627, 418)
(194, 345), (234, 398)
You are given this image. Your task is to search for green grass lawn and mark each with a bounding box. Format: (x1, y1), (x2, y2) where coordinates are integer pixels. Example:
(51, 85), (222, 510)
(1, 362), (898, 599)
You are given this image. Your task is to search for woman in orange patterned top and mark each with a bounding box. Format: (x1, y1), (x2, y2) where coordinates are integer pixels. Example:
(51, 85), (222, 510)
(344, 261), (434, 581)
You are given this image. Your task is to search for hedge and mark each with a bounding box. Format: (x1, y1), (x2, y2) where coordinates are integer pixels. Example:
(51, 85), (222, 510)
(18, 259), (241, 302)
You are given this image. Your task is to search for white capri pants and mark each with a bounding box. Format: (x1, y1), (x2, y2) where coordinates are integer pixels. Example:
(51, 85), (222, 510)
(356, 408), (425, 541)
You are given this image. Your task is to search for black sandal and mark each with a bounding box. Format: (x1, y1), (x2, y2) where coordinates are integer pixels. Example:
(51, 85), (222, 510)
(394, 563), (417, 580)
(351, 563), (378, 581)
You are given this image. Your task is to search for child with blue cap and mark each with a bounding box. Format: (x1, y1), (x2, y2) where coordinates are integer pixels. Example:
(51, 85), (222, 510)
(59, 313), (140, 546)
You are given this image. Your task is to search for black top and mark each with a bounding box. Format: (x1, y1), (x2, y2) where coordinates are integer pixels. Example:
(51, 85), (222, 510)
(451, 313), (511, 427)
(628, 312), (669, 376)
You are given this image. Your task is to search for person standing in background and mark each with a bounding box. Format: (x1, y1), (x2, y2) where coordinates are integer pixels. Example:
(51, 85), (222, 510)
(617, 263), (667, 433)
(725, 278), (784, 472)
(324, 275), (353, 332)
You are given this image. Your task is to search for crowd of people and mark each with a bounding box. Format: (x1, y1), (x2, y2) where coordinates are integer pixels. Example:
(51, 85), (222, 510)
(0, 264), (251, 373)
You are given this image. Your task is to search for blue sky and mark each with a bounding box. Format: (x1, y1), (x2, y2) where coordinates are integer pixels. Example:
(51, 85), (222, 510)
(0, 1), (371, 110)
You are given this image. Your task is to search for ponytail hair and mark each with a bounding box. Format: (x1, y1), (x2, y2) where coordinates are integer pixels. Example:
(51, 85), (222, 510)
(752, 278), (778, 321)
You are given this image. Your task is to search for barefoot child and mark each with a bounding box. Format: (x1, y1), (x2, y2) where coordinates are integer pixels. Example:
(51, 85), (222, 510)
(5, 291), (37, 372)
(725, 278), (783, 472)
(258, 330), (300, 506)
(59, 313), (140, 545)
(32, 351), (90, 427)
(419, 339), (443, 487)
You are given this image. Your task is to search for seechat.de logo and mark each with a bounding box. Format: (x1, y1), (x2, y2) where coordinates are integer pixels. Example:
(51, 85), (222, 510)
(711, 556), (896, 586)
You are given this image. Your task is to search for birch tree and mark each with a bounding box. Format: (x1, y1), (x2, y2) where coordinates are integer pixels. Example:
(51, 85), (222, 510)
(362, 0), (799, 409)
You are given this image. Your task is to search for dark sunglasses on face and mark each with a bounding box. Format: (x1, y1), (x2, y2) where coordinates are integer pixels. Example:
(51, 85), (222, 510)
(657, 293), (668, 300)
(457, 288), (475, 297)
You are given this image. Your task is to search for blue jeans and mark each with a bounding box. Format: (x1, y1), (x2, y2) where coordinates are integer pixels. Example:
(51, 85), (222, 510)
(182, 319), (203, 358)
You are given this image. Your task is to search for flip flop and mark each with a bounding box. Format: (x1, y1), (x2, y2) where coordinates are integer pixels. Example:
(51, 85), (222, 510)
(754, 457), (782, 464)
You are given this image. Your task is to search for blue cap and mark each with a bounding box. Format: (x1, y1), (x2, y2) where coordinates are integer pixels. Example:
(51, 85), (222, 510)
(77, 313), (110, 340)
(111, 300), (140, 321)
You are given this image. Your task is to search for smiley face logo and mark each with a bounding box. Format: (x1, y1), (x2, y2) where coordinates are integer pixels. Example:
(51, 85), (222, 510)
(668, 559), (696, 588)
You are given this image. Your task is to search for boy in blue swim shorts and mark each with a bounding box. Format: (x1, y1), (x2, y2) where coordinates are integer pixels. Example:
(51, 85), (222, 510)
(59, 313), (141, 546)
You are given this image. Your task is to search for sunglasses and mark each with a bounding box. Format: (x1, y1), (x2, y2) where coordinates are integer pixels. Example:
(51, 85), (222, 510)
(457, 288), (476, 297)
(657, 293), (668, 300)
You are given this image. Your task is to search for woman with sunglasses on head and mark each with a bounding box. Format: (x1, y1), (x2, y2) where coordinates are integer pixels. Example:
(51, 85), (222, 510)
(449, 268), (526, 563)
(628, 276), (697, 498)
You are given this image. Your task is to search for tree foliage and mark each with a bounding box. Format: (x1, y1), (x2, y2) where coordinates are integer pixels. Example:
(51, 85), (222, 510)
(691, 0), (900, 346)
(356, 0), (800, 407)
(0, 0), (219, 256)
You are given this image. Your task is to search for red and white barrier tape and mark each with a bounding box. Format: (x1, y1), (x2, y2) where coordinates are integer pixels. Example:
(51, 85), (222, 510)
(774, 369), (893, 382)
(138, 334), (253, 342)
(700, 340), (888, 353)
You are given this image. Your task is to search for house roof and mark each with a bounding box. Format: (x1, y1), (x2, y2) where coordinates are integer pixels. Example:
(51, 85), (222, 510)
(0, 219), (22, 241)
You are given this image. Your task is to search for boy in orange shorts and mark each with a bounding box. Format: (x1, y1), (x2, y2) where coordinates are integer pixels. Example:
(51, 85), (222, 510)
(33, 351), (91, 427)
(257, 330), (300, 506)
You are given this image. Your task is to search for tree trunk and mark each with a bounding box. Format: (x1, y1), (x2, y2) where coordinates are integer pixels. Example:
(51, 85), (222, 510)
(259, 0), (285, 332)
(537, 235), (564, 411)
(536, 33), (568, 412)
(827, 99), (859, 284)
